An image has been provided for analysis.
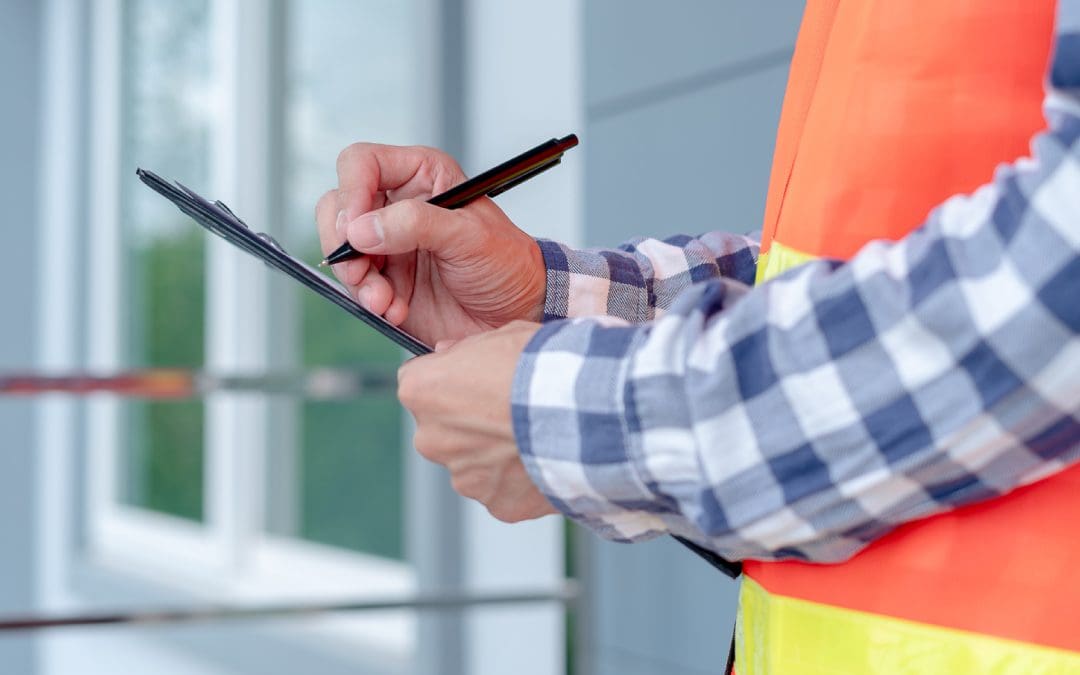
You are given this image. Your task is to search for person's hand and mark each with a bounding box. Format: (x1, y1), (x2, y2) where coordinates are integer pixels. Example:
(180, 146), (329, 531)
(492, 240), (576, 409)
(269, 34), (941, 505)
(397, 321), (558, 522)
(315, 143), (547, 346)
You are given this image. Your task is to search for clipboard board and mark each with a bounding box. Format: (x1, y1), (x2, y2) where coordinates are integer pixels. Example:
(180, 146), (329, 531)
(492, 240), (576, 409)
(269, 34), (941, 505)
(137, 168), (432, 357)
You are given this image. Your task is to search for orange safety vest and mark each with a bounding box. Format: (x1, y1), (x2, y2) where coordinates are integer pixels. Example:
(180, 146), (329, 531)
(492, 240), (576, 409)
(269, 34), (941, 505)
(740, 1), (1080, 673)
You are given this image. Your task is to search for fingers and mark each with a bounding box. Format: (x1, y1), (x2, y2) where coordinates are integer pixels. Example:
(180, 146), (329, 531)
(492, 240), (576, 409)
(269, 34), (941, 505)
(336, 143), (466, 220)
(384, 294), (410, 326)
(396, 339), (553, 523)
(335, 255), (372, 287)
(320, 142), (476, 328)
(354, 269), (395, 316)
(314, 189), (342, 256)
(343, 199), (475, 257)
(317, 190), (375, 292)
(338, 257), (409, 323)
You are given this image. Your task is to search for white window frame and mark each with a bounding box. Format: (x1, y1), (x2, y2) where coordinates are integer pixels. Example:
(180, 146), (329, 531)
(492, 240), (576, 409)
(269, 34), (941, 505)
(63, 0), (575, 672)
(83, 0), (419, 661)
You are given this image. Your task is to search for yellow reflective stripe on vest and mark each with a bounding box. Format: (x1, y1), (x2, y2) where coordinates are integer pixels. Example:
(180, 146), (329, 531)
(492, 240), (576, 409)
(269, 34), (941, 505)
(736, 578), (1080, 675)
(755, 240), (820, 284)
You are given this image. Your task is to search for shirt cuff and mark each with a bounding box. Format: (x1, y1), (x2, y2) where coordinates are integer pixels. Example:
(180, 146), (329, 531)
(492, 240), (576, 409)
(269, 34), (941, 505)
(535, 239), (651, 323)
(510, 316), (671, 542)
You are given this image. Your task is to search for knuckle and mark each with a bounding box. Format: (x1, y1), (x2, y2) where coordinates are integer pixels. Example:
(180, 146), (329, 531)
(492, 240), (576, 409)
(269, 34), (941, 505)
(449, 474), (468, 496)
(412, 428), (437, 460)
(414, 145), (452, 166)
(397, 374), (417, 408)
(413, 146), (465, 187)
(486, 502), (520, 523)
(396, 364), (429, 409)
(413, 144), (441, 157)
(315, 188), (336, 208)
(315, 189), (337, 222)
(336, 143), (368, 172)
(450, 474), (482, 500)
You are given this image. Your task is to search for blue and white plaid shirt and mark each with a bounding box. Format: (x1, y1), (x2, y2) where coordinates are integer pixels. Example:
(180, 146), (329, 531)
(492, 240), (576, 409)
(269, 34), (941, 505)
(511, 1), (1080, 563)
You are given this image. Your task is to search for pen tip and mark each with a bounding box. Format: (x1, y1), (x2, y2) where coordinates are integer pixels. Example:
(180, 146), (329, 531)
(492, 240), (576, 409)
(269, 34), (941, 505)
(318, 259), (329, 268)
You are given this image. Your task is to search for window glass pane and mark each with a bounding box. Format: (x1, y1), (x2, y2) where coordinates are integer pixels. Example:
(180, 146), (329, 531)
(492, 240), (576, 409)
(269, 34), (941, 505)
(266, 0), (423, 558)
(118, 0), (212, 521)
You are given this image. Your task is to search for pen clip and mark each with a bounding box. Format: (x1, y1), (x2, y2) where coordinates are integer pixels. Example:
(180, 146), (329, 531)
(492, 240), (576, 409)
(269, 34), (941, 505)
(256, 232), (287, 253)
(215, 200), (249, 229)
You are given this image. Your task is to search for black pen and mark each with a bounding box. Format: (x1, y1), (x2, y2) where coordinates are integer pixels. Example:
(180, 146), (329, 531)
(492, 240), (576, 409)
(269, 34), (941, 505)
(320, 134), (579, 267)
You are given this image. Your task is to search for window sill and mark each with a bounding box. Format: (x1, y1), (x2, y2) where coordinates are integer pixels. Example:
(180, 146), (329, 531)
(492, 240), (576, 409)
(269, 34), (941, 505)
(76, 506), (416, 674)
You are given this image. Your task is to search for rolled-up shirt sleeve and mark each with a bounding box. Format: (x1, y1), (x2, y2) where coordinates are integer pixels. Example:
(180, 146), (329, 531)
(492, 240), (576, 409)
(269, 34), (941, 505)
(513, 11), (1080, 562)
(536, 231), (759, 324)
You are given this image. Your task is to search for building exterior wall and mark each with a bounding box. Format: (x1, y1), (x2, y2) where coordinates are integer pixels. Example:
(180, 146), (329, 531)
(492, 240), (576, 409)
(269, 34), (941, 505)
(580, 3), (805, 673)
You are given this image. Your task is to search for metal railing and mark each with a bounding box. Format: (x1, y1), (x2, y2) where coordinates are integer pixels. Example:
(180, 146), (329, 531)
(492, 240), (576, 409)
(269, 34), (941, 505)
(0, 583), (580, 633)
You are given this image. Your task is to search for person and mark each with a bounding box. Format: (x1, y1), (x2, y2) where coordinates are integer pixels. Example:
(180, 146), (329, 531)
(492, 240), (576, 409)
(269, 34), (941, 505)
(316, 1), (1079, 671)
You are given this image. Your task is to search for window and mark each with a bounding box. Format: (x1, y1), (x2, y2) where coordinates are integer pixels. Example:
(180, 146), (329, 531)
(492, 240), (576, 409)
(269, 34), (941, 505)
(264, 0), (427, 560)
(118, 0), (211, 522)
(68, 0), (569, 671)
(84, 0), (428, 656)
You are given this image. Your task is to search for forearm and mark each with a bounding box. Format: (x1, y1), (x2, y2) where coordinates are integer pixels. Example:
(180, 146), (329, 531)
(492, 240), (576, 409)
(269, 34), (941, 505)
(537, 231), (759, 323)
(514, 88), (1080, 562)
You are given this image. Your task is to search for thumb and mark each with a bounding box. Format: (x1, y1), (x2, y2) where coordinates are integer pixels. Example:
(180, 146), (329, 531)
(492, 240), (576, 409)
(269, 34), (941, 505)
(344, 199), (475, 257)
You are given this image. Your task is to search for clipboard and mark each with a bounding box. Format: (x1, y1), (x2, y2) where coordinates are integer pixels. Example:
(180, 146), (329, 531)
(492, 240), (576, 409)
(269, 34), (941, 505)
(137, 168), (432, 357)
(137, 168), (743, 587)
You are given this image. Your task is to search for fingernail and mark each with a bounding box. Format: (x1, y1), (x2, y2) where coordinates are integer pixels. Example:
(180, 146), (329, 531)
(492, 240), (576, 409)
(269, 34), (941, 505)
(348, 213), (383, 250)
(357, 285), (373, 307)
(335, 210), (348, 238)
(434, 339), (457, 352)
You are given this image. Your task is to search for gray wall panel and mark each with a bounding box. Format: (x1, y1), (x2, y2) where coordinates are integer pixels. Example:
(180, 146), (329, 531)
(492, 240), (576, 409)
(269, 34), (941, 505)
(0, 0), (43, 672)
(590, 538), (738, 674)
(584, 60), (791, 246)
(585, 0), (803, 106)
(580, 3), (805, 674)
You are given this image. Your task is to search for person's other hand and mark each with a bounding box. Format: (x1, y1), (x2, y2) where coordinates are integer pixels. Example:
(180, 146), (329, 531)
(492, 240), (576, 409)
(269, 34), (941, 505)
(315, 143), (547, 346)
(397, 321), (557, 522)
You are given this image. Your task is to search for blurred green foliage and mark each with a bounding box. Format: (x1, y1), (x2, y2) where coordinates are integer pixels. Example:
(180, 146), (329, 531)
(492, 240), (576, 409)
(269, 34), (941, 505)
(121, 0), (210, 523)
(131, 233), (403, 559)
(299, 245), (403, 559)
(120, 0), (404, 560)
(128, 229), (206, 521)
